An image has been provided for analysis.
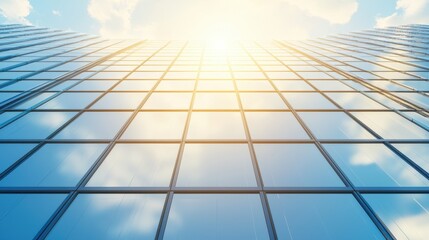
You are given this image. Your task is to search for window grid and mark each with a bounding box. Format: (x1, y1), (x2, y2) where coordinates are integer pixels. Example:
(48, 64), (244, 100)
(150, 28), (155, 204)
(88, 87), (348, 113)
(0, 24), (428, 240)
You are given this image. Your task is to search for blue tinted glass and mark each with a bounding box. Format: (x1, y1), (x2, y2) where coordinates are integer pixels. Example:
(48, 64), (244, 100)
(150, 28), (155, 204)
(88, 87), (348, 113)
(254, 144), (344, 187)
(352, 112), (429, 139)
(324, 144), (429, 187)
(38, 92), (101, 109)
(14, 92), (56, 109)
(47, 194), (166, 240)
(0, 194), (67, 239)
(164, 194), (270, 240)
(0, 143), (36, 173)
(176, 144), (257, 187)
(0, 144), (107, 187)
(91, 92), (146, 109)
(326, 92), (386, 109)
(364, 194), (429, 240)
(70, 80), (117, 91)
(0, 112), (75, 139)
(393, 144), (429, 173)
(283, 92), (337, 109)
(88, 144), (179, 187)
(268, 194), (384, 240)
(299, 112), (374, 139)
(55, 112), (131, 139)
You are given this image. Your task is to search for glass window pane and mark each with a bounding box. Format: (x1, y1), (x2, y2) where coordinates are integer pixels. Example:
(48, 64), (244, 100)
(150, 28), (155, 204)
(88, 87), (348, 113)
(323, 144), (429, 187)
(0, 143), (36, 173)
(164, 194), (269, 240)
(88, 144), (179, 187)
(299, 112), (375, 139)
(55, 112), (131, 139)
(393, 143), (429, 173)
(38, 93), (101, 110)
(309, 80), (354, 91)
(91, 93), (146, 109)
(113, 80), (156, 91)
(193, 93), (238, 110)
(156, 80), (195, 91)
(197, 80), (234, 91)
(122, 112), (187, 139)
(187, 112), (246, 139)
(283, 92), (337, 109)
(273, 80), (313, 91)
(254, 144), (343, 187)
(13, 93), (56, 110)
(0, 194), (67, 239)
(352, 112), (429, 139)
(236, 80), (273, 90)
(176, 144), (257, 187)
(268, 194), (384, 240)
(326, 93), (386, 109)
(364, 194), (429, 240)
(0, 144), (107, 187)
(246, 112), (309, 139)
(0, 112), (75, 139)
(70, 80), (117, 91)
(47, 194), (166, 240)
(240, 93), (287, 110)
(128, 71), (164, 79)
(142, 93), (192, 110)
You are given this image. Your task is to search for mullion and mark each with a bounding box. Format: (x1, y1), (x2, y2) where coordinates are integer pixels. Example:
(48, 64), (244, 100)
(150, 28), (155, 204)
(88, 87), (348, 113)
(156, 42), (201, 240)
(249, 41), (395, 240)
(0, 41), (146, 180)
(274, 41), (429, 180)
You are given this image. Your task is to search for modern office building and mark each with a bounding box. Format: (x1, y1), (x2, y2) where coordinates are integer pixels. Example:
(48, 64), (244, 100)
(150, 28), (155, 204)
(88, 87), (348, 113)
(0, 24), (428, 239)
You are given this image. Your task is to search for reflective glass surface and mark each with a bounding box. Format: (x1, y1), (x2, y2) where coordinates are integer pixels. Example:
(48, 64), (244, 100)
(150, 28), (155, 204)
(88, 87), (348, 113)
(122, 112), (187, 139)
(353, 112), (429, 139)
(0, 194), (66, 239)
(47, 194), (166, 239)
(0, 112), (75, 139)
(268, 194), (384, 240)
(91, 93), (146, 109)
(1, 25), (428, 239)
(88, 144), (179, 187)
(0, 143), (36, 173)
(193, 93), (238, 110)
(246, 112), (309, 139)
(364, 194), (429, 240)
(283, 92), (337, 109)
(393, 144), (429, 173)
(176, 144), (257, 187)
(142, 93), (192, 110)
(55, 112), (131, 139)
(254, 144), (344, 187)
(299, 112), (375, 139)
(164, 194), (270, 240)
(324, 144), (429, 187)
(1, 144), (106, 187)
(187, 112), (246, 139)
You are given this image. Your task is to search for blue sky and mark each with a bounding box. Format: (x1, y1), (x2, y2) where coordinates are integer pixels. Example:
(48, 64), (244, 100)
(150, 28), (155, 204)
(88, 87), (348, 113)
(0, 0), (428, 39)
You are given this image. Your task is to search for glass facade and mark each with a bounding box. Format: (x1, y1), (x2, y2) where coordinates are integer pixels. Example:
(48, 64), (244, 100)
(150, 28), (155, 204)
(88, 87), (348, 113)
(0, 24), (428, 239)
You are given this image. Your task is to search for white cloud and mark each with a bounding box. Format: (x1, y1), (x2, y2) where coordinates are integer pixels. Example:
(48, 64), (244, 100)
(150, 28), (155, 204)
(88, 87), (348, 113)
(282, 0), (358, 24)
(52, 10), (61, 16)
(0, 0), (32, 24)
(86, 0), (358, 39)
(87, 0), (141, 38)
(376, 0), (429, 27)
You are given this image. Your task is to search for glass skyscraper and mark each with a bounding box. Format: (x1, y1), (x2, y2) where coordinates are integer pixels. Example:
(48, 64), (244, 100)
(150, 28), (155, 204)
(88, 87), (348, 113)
(0, 23), (428, 239)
